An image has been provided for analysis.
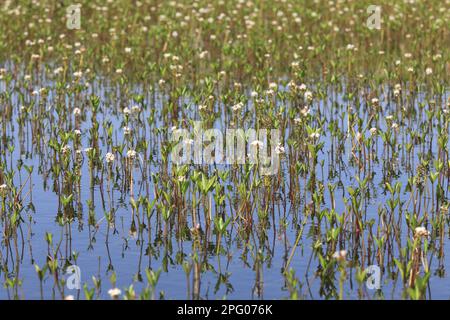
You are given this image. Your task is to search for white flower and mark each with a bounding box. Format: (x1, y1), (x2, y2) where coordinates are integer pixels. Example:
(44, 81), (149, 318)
(304, 91), (313, 102)
(131, 105), (141, 114)
(332, 250), (347, 261)
(275, 144), (285, 154)
(199, 50), (208, 59)
(64, 295), (74, 300)
(300, 106), (310, 116)
(298, 83), (307, 91)
(108, 288), (122, 299)
(73, 108), (81, 116)
(414, 226), (429, 238)
(125, 47), (132, 53)
(310, 132), (320, 139)
(369, 128), (377, 136)
(127, 150), (137, 159)
(269, 82), (278, 90)
(198, 104), (207, 111)
(250, 91), (258, 98)
(123, 107), (131, 115)
(123, 126), (131, 135)
(115, 68), (123, 74)
(105, 152), (115, 163)
(0, 184), (7, 196)
(53, 67), (63, 75)
(231, 102), (244, 112)
(371, 98), (379, 105)
(61, 145), (71, 154)
(74, 129), (81, 136)
(425, 67), (433, 75)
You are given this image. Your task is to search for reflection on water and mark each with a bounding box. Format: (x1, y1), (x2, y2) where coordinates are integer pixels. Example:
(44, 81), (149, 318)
(0, 71), (449, 300)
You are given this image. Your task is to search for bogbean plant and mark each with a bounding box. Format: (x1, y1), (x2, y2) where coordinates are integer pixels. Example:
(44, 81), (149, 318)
(0, 0), (448, 299)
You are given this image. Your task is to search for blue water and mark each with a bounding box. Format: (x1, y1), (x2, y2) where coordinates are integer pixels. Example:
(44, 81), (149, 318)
(1, 69), (449, 299)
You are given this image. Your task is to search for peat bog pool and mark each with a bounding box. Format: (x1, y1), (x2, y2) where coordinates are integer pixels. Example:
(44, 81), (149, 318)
(0, 0), (449, 300)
